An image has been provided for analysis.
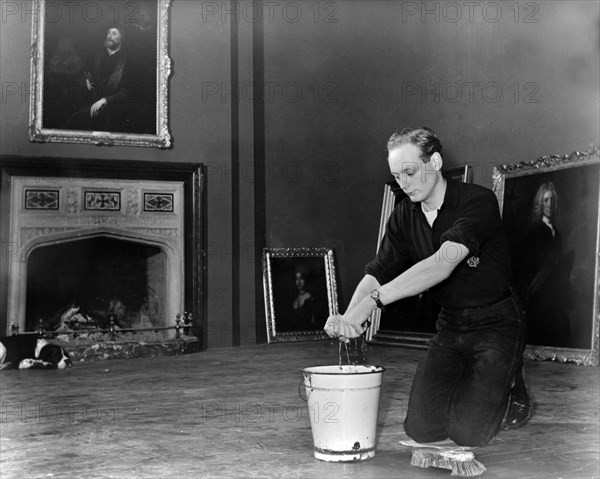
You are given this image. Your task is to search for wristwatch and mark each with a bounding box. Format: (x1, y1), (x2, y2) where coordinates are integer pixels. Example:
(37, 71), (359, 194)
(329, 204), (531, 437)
(370, 289), (385, 309)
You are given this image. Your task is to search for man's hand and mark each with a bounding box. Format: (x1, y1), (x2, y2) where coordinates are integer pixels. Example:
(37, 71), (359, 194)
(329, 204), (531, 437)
(324, 314), (368, 343)
(90, 98), (107, 118)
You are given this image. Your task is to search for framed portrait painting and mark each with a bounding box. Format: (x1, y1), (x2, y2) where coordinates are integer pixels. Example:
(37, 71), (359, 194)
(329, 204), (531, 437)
(365, 165), (473, 347)
(29, 0), (171, 148)
(263, 248), (339, 343)
(445, 164), (473, 184)
(493, 147), (600, 366)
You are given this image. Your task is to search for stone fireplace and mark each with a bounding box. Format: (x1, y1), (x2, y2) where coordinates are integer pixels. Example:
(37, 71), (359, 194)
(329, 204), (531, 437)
(0, 158), (205, 357)
(8, 175), (184, 336)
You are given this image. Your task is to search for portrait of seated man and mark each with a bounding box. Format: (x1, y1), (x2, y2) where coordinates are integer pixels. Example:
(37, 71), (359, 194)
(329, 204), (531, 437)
(65, 27), (141, 133)
(41, 14), (157, 136)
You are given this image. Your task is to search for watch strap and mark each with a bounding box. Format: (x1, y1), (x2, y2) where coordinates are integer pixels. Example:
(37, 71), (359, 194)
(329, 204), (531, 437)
(370, 290), (384, 309)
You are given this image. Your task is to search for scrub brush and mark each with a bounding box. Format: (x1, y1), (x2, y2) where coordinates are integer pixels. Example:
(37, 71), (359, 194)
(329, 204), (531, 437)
(411, 448), (487, 477)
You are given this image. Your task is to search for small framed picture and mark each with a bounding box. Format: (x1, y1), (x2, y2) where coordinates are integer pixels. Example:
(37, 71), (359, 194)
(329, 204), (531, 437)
(493, 147), (599, 366)
(263, 248), (339, 343)
(29, 0), (172, 148)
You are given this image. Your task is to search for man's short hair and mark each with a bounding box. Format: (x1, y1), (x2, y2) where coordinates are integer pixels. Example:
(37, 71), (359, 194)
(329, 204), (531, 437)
(387, 127), (443, 163)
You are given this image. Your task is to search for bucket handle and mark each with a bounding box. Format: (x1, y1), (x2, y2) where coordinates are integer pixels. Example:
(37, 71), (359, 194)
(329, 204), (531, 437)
(298, 377), (309, 402)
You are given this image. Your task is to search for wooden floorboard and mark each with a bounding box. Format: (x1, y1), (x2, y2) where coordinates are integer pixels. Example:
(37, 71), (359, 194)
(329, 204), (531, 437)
(1, 341), (598, 478)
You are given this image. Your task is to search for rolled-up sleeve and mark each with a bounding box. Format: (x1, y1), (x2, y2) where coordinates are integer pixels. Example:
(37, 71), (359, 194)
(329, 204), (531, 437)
(440, 189), (500, 257)
(365, 207), (412, 285)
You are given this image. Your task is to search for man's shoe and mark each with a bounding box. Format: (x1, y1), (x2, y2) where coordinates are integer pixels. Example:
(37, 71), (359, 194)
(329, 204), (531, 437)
(505, 395), (532, 429)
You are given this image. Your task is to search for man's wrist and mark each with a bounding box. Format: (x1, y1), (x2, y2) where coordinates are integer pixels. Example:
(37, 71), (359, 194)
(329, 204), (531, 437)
(370, 289), (385, 309)
(345, 298), (373, 328)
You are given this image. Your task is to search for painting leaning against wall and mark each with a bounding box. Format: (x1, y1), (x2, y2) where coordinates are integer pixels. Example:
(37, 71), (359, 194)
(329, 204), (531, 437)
(493, 147), (600, 366)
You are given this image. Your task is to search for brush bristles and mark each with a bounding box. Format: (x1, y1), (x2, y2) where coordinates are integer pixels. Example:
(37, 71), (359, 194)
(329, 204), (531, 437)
(411, 449), (487, 477)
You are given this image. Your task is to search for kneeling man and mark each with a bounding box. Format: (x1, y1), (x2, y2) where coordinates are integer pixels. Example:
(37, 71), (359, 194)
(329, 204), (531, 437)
(326, 127), (529, 446)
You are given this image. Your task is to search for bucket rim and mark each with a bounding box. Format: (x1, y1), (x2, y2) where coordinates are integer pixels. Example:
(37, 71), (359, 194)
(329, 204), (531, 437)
(302, 365), (385, 375)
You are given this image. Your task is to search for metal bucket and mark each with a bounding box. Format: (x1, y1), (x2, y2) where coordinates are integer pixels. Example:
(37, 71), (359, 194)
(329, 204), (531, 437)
(302, 364), (385, 462)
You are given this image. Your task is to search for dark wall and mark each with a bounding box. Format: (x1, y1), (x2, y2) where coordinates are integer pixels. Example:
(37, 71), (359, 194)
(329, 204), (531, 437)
(0, 1), (254, 348)
(1, 1), (598, 345)
(262, 0), (600, 310)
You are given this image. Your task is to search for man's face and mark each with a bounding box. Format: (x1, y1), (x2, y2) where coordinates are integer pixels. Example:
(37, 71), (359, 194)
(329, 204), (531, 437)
(104, 28), (122, 50)
(388, 144), (438, 204)
(542, 190), (555, 219)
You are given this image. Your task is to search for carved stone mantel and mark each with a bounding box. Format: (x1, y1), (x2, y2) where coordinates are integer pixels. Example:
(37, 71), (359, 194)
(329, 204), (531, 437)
(6, 176), (185, 335)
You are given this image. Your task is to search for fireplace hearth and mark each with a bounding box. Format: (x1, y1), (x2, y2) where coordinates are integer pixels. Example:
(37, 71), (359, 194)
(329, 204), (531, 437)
(27, 237), (167, 331)
(8, 175), (184, 337)
(1, 158), (206, 357)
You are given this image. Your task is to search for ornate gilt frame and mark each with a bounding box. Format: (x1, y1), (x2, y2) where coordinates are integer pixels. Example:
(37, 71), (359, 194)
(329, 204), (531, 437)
(263, 248), (339, 343)
(493, 147), (600, 366)
(29, 0), (172, 148)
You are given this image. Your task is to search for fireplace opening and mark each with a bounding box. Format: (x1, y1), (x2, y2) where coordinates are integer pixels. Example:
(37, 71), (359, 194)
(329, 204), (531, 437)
(26, 237), (167, 333)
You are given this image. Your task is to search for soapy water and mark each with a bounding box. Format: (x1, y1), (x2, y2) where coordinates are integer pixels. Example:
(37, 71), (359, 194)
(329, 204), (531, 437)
(338, 337), (368, 367)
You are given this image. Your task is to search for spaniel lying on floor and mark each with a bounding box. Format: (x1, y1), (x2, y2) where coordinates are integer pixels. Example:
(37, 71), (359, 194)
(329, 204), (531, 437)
(0, 335), (72, 369)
